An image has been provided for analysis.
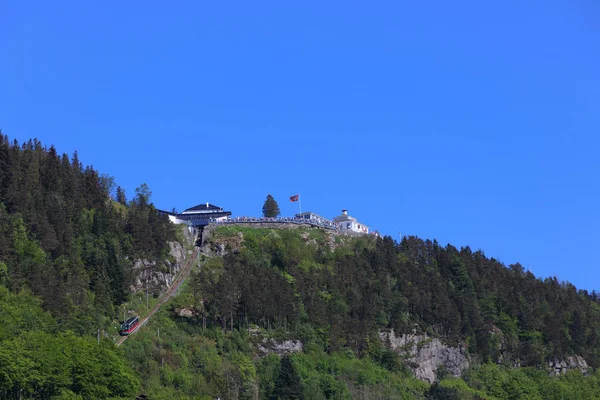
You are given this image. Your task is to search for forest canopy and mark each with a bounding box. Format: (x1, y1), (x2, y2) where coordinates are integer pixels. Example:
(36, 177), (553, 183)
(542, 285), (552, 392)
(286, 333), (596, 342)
(2, 133), (600, 399)
(0, 134), (176, 329)
(197, 226), (600, 367)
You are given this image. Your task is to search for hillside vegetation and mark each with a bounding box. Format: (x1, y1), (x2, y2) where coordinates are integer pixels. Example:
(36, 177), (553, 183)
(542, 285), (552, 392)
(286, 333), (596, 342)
(0, 134), (176, 330)
(0, 134), (176, 398)
(198, 226), (600, 366)
(0, 286), (138, 398)
(2, 133), (600, 399)
(122, 226), (600, 399)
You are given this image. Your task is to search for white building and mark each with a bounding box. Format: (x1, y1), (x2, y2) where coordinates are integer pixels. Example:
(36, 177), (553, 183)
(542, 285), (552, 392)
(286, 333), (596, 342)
(333, 209), (369, 234)
(177, 202), (231, 226)
(295, 212), (332, 225)
(167, 215), (190, 225)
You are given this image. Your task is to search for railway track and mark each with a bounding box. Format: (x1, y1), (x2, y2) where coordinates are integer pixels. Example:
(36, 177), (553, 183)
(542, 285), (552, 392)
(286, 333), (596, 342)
(116, 247), (200, 347)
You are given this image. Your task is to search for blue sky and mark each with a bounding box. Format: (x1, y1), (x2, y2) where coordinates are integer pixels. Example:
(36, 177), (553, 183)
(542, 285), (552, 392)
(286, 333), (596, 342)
(1, 1), (599, 290)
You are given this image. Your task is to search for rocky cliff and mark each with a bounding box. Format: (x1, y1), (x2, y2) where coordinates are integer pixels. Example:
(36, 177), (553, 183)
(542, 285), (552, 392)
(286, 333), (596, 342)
(379, 329), (590, 382)
(380, 330), (469, 383)
(131, 227), (195, 294)
(257, 339), (304, 357)
(548, 355), (589, 376)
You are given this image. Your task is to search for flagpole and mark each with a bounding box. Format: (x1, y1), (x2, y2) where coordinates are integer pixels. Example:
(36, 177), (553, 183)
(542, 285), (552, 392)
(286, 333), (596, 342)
(299, 194), (302, 215)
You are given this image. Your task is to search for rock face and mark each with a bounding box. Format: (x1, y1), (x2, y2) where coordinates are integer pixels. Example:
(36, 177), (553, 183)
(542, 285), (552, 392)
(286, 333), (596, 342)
(169, 240), (187, 265)
(201, 240), (230, 257)
(200, 225), (243, 256)
(175, 308), (197, 318)
(548, 355), (589, 376)
(257, 339), (303, 357)
(201, 223), (360, 256)
(130, 240), (191, 294)
(380, 330), (469, 383)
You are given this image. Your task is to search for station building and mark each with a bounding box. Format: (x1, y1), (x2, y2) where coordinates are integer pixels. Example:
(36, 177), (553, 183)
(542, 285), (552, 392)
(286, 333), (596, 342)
(333, 209), (369, 234)
(171, 202), (231, 226)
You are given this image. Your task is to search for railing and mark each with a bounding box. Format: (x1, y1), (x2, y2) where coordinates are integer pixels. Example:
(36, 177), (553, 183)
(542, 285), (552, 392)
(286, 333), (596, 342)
(210, 216), (337, 229)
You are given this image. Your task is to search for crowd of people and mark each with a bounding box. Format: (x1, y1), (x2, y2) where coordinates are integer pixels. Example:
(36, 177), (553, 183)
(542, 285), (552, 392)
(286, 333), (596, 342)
(210, 216), (380, 236)
(210, 216), (338, 230)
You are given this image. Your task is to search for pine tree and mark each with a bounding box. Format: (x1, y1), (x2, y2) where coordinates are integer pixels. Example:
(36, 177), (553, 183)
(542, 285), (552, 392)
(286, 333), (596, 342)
(262, 195), (280, 218)
(271, 356), (303, 400)
(116, 186), (127, 205)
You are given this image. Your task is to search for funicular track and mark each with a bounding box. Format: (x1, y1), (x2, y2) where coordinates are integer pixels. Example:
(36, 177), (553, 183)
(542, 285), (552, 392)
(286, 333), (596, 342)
(116, 246), (200, 347)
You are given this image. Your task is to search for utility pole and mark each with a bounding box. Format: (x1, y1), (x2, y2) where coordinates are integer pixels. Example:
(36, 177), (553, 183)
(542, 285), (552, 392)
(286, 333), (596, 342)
(146, 271), (149, 309)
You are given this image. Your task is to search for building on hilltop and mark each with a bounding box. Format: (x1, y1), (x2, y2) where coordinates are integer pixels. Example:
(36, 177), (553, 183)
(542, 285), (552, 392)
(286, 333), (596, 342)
(157, 209), (189, 225)
(176, 202), (231, 226)
(295, 212), (332, 226)
(333, 209), (369, 234)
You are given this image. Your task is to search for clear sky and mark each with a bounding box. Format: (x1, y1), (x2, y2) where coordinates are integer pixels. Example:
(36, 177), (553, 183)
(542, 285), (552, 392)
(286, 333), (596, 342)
(1, 1), (599, 290)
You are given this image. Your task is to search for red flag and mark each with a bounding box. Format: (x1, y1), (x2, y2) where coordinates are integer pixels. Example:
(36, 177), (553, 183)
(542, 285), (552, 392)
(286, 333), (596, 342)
(290, 194), (299, 202)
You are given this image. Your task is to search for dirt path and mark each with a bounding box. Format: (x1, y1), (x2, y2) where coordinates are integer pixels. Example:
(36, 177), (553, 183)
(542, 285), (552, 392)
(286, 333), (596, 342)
(116, 247), (199, 347)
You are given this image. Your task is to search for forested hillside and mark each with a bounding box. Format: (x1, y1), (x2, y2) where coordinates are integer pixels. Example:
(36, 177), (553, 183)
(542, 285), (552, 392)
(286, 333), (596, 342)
(0, 134), (176, 398)
(0, 286), (139, 398)
(0, 133), (176, 330)
(3, 133), (600, 399)
(122, 226), (600, 399)
(197, 227), (600, 367)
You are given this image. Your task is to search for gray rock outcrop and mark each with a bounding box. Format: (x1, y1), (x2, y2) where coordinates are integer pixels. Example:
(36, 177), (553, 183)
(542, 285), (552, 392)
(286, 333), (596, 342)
(380, 330), (469, 383)
(175, 308), (197, 318)
(257, 339), (303, 357)
(548, 355), (589, 376)
(200, 226), (243, 256)
(130, 240), (189, 294)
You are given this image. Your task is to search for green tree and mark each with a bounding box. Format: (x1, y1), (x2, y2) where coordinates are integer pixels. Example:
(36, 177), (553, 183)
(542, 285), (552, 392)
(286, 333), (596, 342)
(262, 195), (280, 218)
(271, 356), (303, 400)
(426, 383), (458, 399)
(134, 183), (152, 207)
(0, 262), (7, 286)
(116, 185), (127, 205)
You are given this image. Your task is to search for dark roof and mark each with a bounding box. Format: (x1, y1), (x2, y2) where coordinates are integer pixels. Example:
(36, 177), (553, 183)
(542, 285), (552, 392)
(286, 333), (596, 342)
(182, 203), (224, 213)
(178, 211), (231, 220)
(177, 210), (232, 226)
